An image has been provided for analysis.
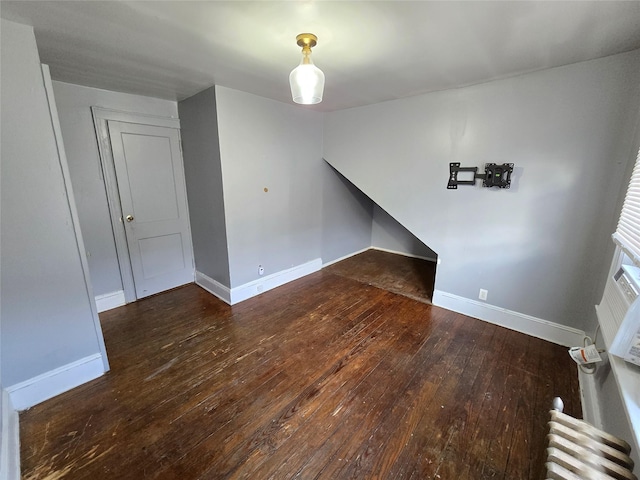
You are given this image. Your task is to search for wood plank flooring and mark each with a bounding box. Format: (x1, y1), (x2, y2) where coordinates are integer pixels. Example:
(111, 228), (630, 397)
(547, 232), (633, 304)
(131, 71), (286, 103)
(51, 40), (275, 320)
(325, 250), (436, 303)
(19, 265), (580, 479)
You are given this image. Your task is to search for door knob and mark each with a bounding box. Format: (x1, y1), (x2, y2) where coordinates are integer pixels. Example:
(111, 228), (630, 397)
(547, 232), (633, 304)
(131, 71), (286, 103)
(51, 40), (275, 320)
(126, 215), (134, 222)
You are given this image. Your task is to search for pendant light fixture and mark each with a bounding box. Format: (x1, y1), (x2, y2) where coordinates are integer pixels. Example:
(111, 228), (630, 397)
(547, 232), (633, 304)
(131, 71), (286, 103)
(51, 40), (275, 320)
(289, 33), (325, 105)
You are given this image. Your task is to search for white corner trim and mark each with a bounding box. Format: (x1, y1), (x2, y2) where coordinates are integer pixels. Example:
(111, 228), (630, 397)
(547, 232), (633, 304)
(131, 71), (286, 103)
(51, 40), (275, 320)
(95, 290), (126, 313)
(195, 271), (231, 305)
(370, 246), (438, 263)
(578, 368), (603, 429)
(230, 258), (322, 305)
(7, 354), (106, 411)
(432, 290), (585, 347)
(322, 247), (370, 268)
(1, 390), (20, 480)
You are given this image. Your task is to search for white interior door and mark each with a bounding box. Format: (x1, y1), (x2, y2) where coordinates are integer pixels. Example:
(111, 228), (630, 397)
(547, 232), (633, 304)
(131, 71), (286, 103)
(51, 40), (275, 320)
(108, 121), (194, 299)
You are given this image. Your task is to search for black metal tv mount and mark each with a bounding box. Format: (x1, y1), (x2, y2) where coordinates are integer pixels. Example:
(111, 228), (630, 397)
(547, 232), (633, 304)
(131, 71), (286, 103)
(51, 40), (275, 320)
(447, 162), (514, 189)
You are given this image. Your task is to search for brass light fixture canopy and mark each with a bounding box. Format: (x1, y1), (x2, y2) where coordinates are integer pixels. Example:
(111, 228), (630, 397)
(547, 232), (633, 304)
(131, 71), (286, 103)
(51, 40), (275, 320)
(289, 32), (324, 105)
(296, 33), (318, 50)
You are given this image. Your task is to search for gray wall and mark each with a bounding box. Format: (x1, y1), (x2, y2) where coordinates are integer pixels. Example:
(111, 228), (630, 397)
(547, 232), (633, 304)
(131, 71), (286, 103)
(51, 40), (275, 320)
(1, 20), (104, 386)
(324, 50), (640, 331)
(178, 87), (231, 287)
(321, 164), (374, 265)
(371, 205), (438, 260)
(215, 86), (325, 288)
(51, 81), (178, 296)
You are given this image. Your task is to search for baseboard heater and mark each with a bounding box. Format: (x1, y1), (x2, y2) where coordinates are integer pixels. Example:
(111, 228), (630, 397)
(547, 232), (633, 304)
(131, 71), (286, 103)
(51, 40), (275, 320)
(545, 398), (636, 479)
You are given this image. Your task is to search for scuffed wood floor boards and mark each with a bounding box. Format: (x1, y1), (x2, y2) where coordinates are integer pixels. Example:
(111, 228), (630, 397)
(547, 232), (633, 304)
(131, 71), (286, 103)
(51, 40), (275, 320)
(19, 269), (580, 479)
(324, 249), (436, 304)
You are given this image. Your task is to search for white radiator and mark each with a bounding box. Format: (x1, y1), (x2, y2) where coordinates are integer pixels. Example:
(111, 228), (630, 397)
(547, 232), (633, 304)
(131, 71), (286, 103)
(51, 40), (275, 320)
(546, 398), (636, 480)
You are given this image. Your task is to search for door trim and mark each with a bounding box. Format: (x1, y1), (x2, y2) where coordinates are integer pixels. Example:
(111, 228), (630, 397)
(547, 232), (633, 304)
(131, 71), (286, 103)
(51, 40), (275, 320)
(91, 107), (181, 303)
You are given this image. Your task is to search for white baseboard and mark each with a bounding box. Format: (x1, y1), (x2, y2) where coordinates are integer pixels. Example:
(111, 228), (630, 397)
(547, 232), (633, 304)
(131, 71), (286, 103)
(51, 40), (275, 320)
(578, 368), (603, 428)
(0, 390), (20, 480)
(7, 354), (106, 411)
(432, 290), (585, 347)
(195, 271), (232, 305)
(322, 247), (370, 268)
(230, 258), (322, 305)
(95, 290), (125, 312)
(370, 246), (437, 263)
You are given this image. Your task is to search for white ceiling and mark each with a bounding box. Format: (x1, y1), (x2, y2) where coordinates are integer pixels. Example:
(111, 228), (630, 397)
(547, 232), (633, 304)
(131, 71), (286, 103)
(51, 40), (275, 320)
(2, 1), (640, 112)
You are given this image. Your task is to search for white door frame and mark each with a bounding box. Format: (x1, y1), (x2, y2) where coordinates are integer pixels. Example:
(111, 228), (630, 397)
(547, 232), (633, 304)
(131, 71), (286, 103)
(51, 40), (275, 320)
(91, 107), (184, 304)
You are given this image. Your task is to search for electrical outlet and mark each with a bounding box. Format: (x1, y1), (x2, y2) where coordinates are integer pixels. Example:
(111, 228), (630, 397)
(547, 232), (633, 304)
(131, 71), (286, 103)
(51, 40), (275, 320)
(258, 265), (264, 276)
(479, 289), (488, 301)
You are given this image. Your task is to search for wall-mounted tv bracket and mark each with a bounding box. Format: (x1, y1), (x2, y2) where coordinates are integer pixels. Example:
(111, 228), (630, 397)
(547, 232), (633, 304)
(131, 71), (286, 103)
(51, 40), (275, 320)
(447, 162), (514, 189)
(483, 163), (514, 189)
(447, 163), (478, 189)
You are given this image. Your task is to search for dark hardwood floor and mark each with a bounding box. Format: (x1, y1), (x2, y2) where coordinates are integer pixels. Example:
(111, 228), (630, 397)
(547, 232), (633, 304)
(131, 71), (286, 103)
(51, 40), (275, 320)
(20, 261), (580, 479)
(325, 249), (436, 303)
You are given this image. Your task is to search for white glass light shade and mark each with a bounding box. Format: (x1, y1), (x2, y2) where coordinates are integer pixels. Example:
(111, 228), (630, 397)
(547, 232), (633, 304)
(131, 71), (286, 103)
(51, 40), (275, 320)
(289, 58), (325, 105)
